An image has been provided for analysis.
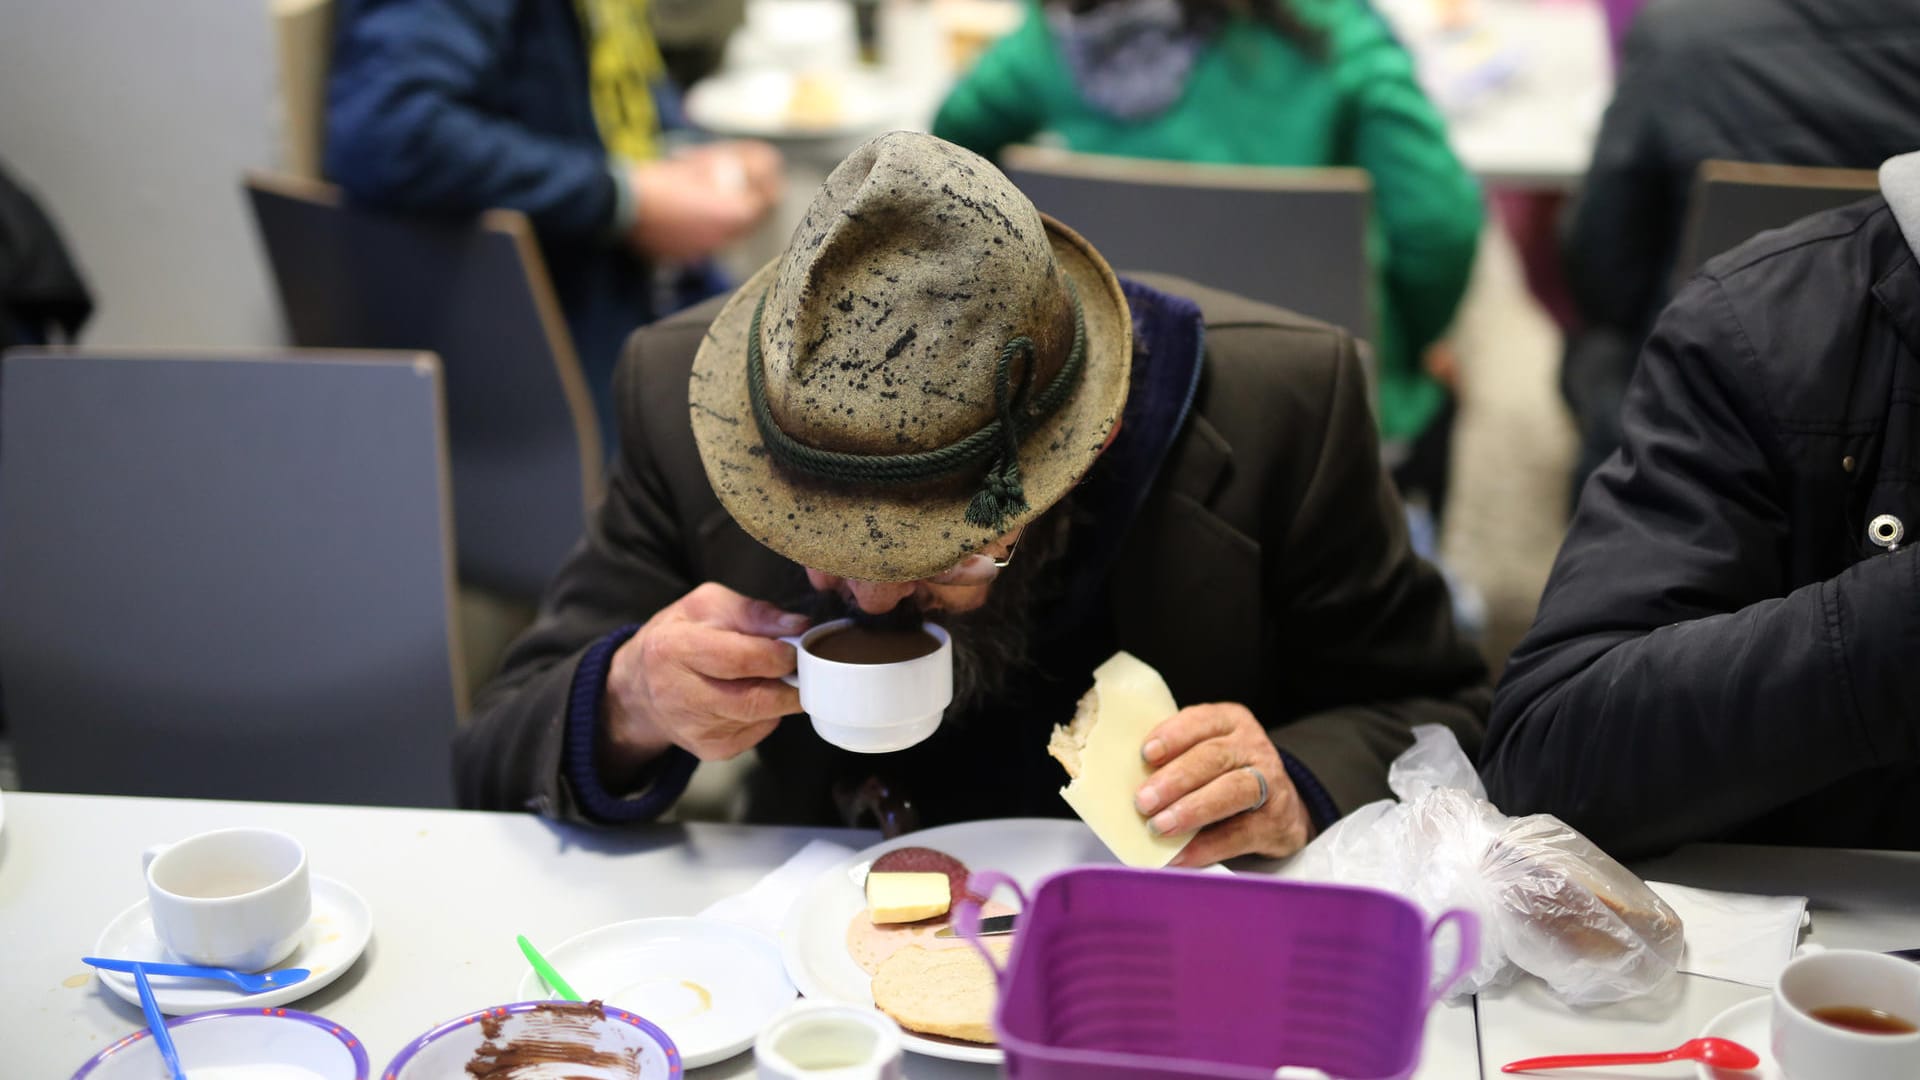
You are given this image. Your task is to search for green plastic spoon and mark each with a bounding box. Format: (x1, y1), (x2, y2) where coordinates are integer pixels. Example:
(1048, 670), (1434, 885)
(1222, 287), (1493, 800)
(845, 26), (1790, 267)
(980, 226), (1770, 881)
(516, 934), (581, 1002)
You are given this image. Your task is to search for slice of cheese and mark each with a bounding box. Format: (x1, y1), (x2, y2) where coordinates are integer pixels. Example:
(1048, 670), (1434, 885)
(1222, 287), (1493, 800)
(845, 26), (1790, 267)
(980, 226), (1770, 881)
(865, 871), (952, 924)
(1058, 652), (1194, 868)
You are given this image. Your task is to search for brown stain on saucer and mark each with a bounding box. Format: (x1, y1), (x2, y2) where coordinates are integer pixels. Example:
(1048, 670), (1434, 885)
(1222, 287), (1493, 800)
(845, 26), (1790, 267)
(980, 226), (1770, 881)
(681, 980), (713, 1015)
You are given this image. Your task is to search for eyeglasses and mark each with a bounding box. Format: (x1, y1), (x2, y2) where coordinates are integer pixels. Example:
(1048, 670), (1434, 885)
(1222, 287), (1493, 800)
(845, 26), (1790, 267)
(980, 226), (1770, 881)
(986, 524), (1025, 569)
(926, 522), (1028, 586)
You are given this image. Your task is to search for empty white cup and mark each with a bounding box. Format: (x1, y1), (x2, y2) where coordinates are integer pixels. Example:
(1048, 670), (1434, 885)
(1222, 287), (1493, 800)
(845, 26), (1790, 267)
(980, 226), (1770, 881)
(755, 1001), (904, 1080)
(143, 827), (311, 971)
(1772, 948), (1920, 1078)
(781, 618), (952, 753)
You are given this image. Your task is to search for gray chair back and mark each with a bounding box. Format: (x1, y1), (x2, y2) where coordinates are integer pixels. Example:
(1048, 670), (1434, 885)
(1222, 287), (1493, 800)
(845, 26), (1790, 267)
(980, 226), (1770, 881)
(0, 349), (464, 806)
(245, 173), (602, 601)
(1001, 146), (1375, 341)
(1674, 160), (1881, 284)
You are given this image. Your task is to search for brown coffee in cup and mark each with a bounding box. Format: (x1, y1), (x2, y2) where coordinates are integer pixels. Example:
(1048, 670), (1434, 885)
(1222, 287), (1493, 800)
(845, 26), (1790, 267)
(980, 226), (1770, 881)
(1810, 1005), (1919, 1035)
(807, 626), (941, 665)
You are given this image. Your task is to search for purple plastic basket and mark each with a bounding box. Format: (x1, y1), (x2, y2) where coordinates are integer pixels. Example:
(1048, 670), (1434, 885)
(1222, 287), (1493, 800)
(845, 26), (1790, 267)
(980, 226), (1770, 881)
(954, 867), (1477, 1080)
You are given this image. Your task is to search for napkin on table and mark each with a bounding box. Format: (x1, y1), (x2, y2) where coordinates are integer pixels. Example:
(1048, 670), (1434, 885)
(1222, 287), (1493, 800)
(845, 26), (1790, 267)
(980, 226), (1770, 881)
(699, 839), (854, 940)
(1647, 880), (1808, 988)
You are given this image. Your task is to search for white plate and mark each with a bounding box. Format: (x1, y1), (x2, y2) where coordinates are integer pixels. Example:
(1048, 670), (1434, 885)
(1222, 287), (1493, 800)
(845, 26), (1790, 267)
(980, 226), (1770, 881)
(73, 1007), (369, 1080)
(1697, 997), (1780, 1080)
(514, 917), (794, 1069)
(685, 68), (900, 140)
(92, 875), (373, 1015)
(780, 818), (1123, 1066)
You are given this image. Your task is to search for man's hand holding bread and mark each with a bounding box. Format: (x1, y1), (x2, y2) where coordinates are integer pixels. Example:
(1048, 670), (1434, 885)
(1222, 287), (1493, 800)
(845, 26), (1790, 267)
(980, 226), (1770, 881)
(1050, 652), (1314, 868)
(1137, 703), (1313, 866)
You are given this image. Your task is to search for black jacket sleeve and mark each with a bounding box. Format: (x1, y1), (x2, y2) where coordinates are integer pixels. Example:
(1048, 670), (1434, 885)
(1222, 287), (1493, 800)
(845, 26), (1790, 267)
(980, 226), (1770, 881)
(1483, 275), (1920, 857)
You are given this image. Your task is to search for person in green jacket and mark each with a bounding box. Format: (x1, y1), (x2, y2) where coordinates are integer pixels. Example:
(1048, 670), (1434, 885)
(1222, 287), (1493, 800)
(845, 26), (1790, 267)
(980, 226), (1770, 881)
(933, 0), (1482, 515)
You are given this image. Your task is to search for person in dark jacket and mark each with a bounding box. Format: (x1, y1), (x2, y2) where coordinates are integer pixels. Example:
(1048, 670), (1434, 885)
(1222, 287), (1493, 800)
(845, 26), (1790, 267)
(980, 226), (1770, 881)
(0, 161), (91, 349)
(461, 134), (1488, 863)
(325, 0), (783, 446)
(1485, 151), (1920, 857)
(1560, 0), (1920, 490)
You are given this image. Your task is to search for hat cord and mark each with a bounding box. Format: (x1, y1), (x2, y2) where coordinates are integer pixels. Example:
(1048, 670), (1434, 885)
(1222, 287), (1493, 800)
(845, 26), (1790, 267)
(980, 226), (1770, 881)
(744, 281), (1086, 533)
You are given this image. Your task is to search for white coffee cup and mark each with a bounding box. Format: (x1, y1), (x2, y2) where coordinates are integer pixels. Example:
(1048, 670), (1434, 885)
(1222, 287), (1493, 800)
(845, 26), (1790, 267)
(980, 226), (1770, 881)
(1772, 948), (1920, 1078)
(780, 618), (952, 753)
(755, 1001), (904, 1080)
(142, 827), (312, 971)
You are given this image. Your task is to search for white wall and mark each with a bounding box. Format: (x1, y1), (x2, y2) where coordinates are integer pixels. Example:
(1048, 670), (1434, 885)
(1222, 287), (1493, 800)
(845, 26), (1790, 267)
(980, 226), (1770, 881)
(0, 1), (288, 348)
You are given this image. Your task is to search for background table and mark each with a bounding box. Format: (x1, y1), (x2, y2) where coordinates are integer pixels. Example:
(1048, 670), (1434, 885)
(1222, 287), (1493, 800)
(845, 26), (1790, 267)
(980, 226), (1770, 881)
(1423, 0), (1613, 190)
(0, 792), (1477, 1079)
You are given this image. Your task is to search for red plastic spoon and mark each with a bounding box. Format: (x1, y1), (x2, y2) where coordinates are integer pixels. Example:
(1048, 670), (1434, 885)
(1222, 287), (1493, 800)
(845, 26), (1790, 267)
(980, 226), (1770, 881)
(1503, 1037), (1761, 1073)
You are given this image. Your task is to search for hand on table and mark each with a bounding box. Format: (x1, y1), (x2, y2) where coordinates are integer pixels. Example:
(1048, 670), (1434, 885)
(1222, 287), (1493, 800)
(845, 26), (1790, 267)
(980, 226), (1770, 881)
(1133, 703), (1314, 867)
(601, 583), (808, 774)
(626, 140), (784, 261)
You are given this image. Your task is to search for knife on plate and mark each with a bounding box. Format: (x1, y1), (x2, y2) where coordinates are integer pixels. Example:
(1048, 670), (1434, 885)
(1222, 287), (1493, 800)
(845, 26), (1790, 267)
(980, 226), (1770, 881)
(935, 915), (1015, 938)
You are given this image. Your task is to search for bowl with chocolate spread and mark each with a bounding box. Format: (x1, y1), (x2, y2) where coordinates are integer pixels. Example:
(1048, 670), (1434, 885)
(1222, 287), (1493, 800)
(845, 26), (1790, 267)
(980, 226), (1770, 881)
(381, 1000), (682, 1079)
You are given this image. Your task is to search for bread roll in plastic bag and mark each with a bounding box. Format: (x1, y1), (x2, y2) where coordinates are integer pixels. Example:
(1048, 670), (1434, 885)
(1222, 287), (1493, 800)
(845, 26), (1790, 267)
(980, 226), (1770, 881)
(1282, 725), (1683, 1005)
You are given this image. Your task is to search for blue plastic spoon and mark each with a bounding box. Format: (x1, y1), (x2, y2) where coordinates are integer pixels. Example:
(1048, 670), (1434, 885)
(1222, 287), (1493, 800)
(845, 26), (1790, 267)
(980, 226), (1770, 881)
(84, 956), (310, 993)
(133, 966), (187, 1080)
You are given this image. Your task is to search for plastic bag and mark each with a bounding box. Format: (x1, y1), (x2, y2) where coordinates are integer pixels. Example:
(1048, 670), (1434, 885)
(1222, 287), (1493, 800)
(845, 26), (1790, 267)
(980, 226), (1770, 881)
(1282, 725), (1684, 1005)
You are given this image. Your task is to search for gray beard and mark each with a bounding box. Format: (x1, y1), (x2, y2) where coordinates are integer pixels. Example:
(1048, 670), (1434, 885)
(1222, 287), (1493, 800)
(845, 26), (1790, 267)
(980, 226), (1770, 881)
(797, 505), (1067, 721)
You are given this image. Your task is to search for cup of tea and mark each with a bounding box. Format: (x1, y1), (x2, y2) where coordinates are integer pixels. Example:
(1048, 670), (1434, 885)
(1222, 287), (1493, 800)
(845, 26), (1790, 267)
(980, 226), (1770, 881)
(143, 827), (312, 971)
(780, 617), (952, 753)
(1772, 948), (1920, 1078)
(754, 1001), (904, 1079)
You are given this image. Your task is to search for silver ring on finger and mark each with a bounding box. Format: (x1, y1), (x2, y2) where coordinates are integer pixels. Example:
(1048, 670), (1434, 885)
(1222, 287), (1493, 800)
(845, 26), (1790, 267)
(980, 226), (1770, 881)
(1241, 764), (1268, 814)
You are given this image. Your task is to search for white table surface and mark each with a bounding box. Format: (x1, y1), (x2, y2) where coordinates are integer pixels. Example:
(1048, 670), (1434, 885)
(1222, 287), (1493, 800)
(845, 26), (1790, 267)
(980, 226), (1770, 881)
(0, 792), (1479, 1079)
(1479, 844), (1920, 1078)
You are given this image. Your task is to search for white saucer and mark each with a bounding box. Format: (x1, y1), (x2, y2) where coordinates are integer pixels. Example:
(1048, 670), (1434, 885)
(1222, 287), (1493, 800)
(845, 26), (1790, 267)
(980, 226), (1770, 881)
(1697, 997), (1780, 1080)
(514, 916), (794, 1068)
(92, 875), (373, 1015)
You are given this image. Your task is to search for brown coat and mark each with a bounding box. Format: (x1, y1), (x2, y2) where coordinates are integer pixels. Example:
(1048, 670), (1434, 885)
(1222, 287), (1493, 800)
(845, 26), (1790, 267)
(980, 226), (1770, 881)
(459, 274), (1489, 824)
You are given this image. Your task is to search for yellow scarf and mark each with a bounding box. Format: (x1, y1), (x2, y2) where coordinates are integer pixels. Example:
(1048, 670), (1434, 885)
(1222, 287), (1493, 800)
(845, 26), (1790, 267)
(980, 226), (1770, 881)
(575, 0), (665, 162)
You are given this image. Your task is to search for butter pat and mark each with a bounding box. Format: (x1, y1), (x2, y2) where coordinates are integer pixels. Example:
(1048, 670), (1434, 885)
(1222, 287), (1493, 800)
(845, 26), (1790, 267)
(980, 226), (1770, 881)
(866, 871), (952, 924)
(1049, 652), (1193, 868)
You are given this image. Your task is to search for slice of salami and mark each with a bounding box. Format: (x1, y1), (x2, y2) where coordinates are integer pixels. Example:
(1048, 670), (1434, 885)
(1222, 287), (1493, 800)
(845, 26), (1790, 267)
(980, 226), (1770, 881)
(869, 846), (988, 905)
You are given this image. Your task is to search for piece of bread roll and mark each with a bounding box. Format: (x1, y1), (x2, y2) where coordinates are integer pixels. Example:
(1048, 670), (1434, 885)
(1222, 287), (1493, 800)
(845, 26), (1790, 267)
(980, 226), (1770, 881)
(870, 941), (1010, 1044)
(1047, 652), (1193, 868)
(1046, 690), (1095, 779)
(1484, 815), (1685, 1002)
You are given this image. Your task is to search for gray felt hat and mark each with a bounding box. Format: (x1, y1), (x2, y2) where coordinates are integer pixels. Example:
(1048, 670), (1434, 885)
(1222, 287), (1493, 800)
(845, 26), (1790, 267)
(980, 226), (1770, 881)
(689, 131), (1132, 582)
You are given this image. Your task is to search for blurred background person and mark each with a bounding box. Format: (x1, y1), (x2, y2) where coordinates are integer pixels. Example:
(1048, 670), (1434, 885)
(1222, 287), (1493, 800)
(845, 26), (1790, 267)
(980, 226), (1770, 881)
(931, 0), (1483, 519)
(650, 0), (747, 88)
(325, 0), (784, 447)
(0, 159), (91, 350)
(1559, 0), (1920, 493)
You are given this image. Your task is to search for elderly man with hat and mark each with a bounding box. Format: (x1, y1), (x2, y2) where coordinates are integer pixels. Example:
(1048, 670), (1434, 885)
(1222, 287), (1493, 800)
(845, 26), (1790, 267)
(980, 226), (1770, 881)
(461, 132), (1488, 864)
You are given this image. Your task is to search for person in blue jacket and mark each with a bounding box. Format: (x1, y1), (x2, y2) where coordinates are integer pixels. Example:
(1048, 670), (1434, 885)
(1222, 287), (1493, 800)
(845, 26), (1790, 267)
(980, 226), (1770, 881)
(325, 0), (783, 447)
